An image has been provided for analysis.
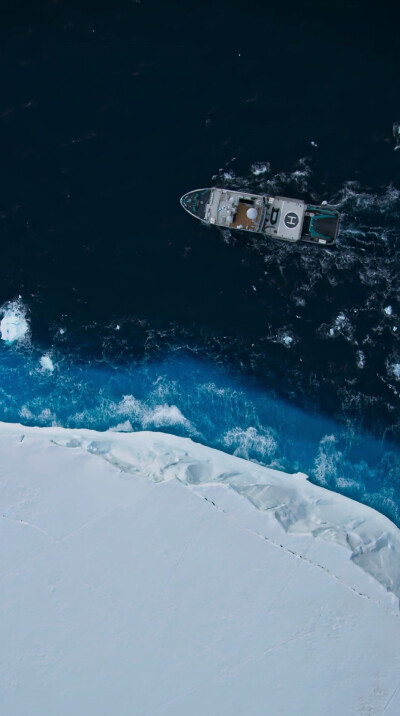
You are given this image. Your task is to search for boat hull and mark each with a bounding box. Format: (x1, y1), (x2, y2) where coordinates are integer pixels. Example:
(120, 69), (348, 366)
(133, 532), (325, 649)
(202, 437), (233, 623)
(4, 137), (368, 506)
(181, 187), (340, 246)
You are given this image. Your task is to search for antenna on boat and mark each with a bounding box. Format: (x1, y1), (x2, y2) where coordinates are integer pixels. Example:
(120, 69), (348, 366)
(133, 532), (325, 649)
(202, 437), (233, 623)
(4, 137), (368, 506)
(246, 207), (258, 220)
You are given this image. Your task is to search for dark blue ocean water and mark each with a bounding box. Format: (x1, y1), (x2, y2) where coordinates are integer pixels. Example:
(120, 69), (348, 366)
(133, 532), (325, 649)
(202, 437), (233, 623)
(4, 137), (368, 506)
(0, 1), (400, 523)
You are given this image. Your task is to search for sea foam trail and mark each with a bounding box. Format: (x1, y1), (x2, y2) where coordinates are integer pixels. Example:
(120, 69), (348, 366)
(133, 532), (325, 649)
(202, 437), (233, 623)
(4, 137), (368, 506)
(2, 422), (400, 602)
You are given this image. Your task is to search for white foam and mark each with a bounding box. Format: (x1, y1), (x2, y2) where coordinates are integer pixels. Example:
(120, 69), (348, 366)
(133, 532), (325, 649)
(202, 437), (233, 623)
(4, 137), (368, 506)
(223, 425), (277, 461)
(0, 300), (29, 344)
(392, 363), (400, 379)
(312, 434), (341, 487)
(356, 350), (365, 369)
(20, 405), (33, 420)
(324, 312), (354, 341)
(142, 404), (191, 429)
(116, 394), (142, 418)
(113, 395), (195, 433)
(110, 420), (133, 432)
(269, 329), (297, 348)
(38, 408), (56, 423)
(282, 334), (293, 346)
(251, 162), (270, 176)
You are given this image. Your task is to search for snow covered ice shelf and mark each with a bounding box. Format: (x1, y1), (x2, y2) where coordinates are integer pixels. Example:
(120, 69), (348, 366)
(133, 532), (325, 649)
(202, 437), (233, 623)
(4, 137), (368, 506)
(0, 423), (400, 715)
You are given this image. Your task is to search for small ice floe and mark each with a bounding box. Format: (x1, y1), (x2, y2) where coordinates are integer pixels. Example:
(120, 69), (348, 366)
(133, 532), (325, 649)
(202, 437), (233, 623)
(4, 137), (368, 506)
(282, 334), (293, 346)
(39, 355), (55, 373)
(384, 305), (393, 316)
(0, 300), (29, 344)
(59, 328), (65, 335)
(310, 140), (318, 147)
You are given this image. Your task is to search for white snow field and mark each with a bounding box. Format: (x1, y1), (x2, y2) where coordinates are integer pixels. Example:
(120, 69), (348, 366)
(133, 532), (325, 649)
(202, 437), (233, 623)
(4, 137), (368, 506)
(0, 423), (400, 716)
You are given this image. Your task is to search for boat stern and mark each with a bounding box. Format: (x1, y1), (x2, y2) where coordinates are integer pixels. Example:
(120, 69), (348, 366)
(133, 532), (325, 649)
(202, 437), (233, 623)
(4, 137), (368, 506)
(301, 205), (340, 245)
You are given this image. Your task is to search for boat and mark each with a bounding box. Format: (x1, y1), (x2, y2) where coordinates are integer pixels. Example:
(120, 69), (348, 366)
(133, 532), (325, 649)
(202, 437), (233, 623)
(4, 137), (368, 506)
(180, 187), (340, 246)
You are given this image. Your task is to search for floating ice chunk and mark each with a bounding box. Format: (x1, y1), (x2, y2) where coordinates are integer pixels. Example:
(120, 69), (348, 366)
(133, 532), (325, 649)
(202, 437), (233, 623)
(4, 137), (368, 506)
(40, 355), (55, 373)
(384, 305), (393, 316)
(310, 140), (318, 147)
(0, 302), (29, 344)
(282, 334), (293, 346)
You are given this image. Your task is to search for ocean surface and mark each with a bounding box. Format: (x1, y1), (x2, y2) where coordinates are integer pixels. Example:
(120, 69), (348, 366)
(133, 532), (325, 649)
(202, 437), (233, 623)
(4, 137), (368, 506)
(0, 0), (399, 524)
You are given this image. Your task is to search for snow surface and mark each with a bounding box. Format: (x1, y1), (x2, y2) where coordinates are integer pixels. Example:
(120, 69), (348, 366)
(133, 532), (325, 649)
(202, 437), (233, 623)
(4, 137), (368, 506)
(0, 422), (399, 715)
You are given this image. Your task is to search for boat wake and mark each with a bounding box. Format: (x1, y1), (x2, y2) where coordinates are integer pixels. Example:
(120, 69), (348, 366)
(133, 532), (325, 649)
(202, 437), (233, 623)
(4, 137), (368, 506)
(0, 298), (399, 527)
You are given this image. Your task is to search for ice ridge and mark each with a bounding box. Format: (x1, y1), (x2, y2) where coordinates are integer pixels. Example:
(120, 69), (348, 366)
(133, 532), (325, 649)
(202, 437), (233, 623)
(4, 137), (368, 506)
(2, 422), (399, 602)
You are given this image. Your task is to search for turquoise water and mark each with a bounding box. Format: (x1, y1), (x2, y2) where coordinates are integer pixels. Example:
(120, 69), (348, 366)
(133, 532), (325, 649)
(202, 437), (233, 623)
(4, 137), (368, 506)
(1, 333), (398, 526)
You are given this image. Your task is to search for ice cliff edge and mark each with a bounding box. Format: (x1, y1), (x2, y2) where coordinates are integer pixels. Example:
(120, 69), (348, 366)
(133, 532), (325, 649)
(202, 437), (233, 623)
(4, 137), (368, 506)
(1, 421), (399, 603)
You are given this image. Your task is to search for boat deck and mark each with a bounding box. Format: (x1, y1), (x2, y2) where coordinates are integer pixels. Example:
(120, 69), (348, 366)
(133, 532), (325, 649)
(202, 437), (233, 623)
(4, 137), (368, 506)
(229, 201), (260, 230)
